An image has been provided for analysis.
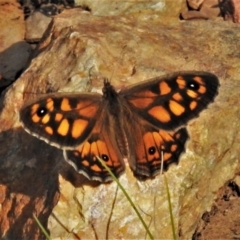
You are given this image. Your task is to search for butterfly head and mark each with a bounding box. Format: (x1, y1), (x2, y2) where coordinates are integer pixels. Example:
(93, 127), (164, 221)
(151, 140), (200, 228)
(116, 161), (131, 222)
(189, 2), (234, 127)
(102, 79), (118, 101)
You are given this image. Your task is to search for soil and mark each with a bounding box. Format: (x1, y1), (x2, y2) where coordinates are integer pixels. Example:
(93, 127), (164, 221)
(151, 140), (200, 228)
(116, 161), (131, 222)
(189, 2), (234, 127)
(193, 181), (240, 240)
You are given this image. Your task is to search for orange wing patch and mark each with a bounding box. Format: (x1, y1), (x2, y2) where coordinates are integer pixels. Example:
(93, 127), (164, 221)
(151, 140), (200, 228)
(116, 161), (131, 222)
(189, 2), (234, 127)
(159, 81), (171, 95)
(46, 98), (54, 111)
(169, 100), (185, 116)
(71, 119), (88, 139)
(186, 89), (198, 98)
(41, 113), (50, 124)
(60, 98), (72, 111)
(189, 101), (197, 110)
(193, 76), (204, 85)
(148, 106), (171, 122)
(172, 92), (183, 101)
(128, 96), (154, 109)
(198, 85), (206, 94)
(57, 118), (70, 136)
(176, 76), (186, 89)
(31, 104), (41, 123)
(78, 105), (98, 118)
(45, 126), (53, 135)
(55, 113), (63, 122)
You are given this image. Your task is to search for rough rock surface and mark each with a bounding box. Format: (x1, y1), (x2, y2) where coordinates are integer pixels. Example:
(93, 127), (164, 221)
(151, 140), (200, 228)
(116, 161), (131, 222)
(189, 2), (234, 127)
(181, 0), (221, 19)
(75, 0), (184, 17)
(0, 5), (240, 240)
(25, 11), (52, 41)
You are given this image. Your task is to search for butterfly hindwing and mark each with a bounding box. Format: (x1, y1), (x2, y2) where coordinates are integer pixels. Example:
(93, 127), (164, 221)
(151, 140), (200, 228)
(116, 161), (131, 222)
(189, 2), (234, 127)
(64, 110), (125, 182)
(124, 116), (189, 179)
(121, 71), (219, 130)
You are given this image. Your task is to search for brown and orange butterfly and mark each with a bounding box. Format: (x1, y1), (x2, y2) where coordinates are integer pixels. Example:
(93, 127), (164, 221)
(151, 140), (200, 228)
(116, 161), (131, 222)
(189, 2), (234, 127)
(20, 71), (219, 182)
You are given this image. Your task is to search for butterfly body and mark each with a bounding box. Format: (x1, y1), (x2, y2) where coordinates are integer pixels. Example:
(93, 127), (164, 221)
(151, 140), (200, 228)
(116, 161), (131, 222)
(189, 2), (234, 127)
(20, 71), (219, 182)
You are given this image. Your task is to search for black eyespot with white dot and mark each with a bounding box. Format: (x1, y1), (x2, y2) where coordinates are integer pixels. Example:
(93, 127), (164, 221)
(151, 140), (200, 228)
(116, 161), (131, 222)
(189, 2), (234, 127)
(148, 147), (156, 155)
(187, 81), (200, 90)
(101, 154), (109, 162)
(36, 107), (48, 117)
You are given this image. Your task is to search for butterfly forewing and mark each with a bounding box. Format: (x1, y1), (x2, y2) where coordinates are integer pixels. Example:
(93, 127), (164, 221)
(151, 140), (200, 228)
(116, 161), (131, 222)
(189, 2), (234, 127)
(121, 71), (219, 130)
(20, 93), (102, 149)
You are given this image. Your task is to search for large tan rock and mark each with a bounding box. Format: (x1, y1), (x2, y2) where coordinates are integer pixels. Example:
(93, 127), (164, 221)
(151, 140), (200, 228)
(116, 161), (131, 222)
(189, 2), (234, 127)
(0, 7), (239, 239)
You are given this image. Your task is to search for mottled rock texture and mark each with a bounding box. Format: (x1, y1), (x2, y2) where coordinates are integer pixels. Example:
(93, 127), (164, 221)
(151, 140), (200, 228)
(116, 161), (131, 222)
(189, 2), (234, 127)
(0, 5), (239, 240)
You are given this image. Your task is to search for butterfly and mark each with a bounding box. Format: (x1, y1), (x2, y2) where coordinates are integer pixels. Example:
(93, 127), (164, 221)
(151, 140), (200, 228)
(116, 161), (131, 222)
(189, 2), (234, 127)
(19, 71), (219, 182)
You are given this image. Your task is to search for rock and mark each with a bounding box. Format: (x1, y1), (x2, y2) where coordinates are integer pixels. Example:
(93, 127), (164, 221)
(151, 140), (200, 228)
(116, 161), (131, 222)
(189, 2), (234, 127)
(1, 6), (240, 240)
(181, 0), (221, 20)
(200, 0), (221, 18)
(21, 0), (74, 19)
(25, 11), (52, 42)
(75, 0), (184, 18)
(187, 0), (205, 9)
(0, 0), (32, 84)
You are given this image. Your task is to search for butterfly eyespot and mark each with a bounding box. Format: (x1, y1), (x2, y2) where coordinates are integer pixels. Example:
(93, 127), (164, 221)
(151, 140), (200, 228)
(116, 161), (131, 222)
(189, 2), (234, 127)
(148, 147), (156, 155)
(36, 107), (48, 117)
(101, 154), (109, 161)
(187, 81), (200, 90)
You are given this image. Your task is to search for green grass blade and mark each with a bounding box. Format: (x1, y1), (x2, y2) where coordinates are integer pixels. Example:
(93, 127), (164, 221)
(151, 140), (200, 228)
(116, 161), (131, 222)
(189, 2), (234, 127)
(97, 156), (154, 240)
(33, 214), (52, 240)
(164, 175), (177, 240)
(160, 150), (177, 240)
